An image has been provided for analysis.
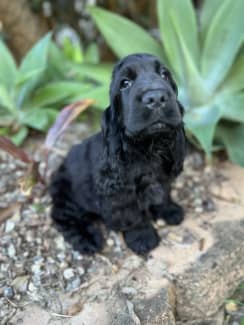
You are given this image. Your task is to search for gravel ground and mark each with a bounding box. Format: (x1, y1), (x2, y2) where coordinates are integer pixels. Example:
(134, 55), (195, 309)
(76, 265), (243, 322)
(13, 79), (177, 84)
(0, 123), (243, 324)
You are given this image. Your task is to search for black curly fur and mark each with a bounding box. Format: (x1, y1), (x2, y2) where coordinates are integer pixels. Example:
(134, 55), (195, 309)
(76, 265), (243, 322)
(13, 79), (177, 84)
(49, 53), (186, 255)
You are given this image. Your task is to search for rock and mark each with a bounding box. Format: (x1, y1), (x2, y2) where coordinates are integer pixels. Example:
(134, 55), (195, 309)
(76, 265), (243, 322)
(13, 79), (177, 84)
(55, 236), (66, 250)
(63, 268), (75, 280)
(121, 286), (138, 296)
(106, 238), (114, 247)
(12, 275), (30, 293)
(175, 220), (244, 319)
(156, 219), (166, 228)
(3, 286), (14, 298)
(5, 220), (15, 232)
(7, 244), (16, 258)
(28, 282), (37, 292)
(77, 267), (85, 276)
(176, 309), (225, 325)
(66, 277), (81, 292)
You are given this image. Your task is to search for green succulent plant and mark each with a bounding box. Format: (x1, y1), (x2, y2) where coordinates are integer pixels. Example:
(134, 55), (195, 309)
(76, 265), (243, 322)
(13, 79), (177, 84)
(88, 0), (244, 166)
(0, 33), (110, 145)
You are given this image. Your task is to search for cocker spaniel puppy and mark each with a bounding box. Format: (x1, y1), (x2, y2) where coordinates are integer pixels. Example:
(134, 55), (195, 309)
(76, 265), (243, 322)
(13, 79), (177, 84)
(50, 53), (186, 255)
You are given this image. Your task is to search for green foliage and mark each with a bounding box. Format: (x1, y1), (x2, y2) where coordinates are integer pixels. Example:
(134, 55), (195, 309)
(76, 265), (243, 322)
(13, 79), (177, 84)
(0, 34), (110, 145)
(89, 0), (244, 166)
(62, 37), (100, 64)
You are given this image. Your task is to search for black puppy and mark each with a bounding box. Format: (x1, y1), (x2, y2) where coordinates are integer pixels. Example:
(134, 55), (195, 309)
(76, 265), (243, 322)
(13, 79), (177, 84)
(50, 53), (186, 255)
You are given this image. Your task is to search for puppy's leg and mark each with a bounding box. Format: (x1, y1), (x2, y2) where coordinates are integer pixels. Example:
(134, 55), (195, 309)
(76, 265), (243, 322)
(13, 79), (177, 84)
(52, 207), (104, 254)
(139, 180), (184, 226)
(151, 200), (184, 225)
(122, 220), (159, 255)
(50, 166), (104, 254)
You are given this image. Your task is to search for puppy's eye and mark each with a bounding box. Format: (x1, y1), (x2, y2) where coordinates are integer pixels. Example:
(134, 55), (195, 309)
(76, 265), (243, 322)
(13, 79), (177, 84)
(120, 79), (132, 90)
(160, 69), (169, 80)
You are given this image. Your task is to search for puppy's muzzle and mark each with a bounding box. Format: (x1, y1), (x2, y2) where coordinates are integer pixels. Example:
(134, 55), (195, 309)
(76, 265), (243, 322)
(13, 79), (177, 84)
(141, 89), (169, 110)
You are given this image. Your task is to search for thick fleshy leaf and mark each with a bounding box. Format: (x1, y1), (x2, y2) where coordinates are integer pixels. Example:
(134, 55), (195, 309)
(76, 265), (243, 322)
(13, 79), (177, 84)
(11, 127), (29, 146)
(157, 0), (199, 81)
(48, 42), (68, 78)
(89, 6), (163, 59)
(84, 43), (100, 63)
(45, 99), (94, 149)
(0, 85), (15, 111)
(219, 53), (244, 94)
(201, 0), (244, 91)
(70, 63), (112, 84)
(16, 34), (52, 108)
(217, 93), (244, 123)
(216, 123), (244, 166)
(19, 108), (58, 131)
(200, 0), (223, 41)
(170, 14), (207, 106)
(184, 104), (221, 155)
(29, 81), (91, 108)
(72, 85), (109, 109)
(0, 40), (17, 90)
(17, 33), (52, 85)
(16, 78), (50, 109)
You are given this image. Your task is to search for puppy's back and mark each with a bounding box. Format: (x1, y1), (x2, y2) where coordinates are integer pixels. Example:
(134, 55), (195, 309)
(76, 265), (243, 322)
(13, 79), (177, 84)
(50, 132), (103, 218)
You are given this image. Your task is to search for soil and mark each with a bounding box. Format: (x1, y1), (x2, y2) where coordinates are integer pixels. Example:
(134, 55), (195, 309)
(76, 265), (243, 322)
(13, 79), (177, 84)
(0, 122), (243, 324)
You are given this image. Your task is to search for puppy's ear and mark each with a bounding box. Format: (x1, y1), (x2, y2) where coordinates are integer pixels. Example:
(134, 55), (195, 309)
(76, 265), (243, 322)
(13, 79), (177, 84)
(168, 74), (178, 95)
(101, 106), (112, 139)
(101, 99), (123, 163)
(171, 127), (186, 176)
(177, 101), (185, 116)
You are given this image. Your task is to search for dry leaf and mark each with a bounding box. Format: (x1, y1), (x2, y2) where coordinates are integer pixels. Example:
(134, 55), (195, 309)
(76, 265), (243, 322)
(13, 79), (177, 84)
(0, 203), (21, 225)
(0, 136), (32, 163)
(45, 99), (95, 150)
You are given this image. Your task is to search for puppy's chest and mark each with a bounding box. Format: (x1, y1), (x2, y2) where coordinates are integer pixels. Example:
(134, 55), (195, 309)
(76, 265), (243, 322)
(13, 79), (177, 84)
(125, 157), (164, 187)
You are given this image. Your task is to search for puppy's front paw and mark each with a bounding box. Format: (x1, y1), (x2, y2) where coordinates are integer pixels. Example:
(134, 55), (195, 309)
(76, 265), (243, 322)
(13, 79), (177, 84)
(123, 224), (159, 255)
(162, 202), (184, 225)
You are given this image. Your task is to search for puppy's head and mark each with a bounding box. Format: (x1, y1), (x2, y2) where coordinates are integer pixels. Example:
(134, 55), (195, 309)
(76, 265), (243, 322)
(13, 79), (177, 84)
(109, 53), (183, 138)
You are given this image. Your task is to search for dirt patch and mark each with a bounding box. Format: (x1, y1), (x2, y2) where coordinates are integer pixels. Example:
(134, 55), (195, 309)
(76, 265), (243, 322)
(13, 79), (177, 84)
(0, 123), (243, 324)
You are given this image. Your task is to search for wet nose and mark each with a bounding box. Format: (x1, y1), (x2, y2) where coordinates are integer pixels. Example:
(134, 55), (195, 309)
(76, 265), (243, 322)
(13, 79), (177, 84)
(141, 89), (169, 110)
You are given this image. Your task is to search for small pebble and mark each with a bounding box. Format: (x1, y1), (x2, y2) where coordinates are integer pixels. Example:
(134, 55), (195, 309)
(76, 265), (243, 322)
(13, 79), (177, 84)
(107, 238), (114, 247)
(202, 199), (215, 212)
(72, 251), (83, 261)
(77, 267), (85, 276)
(28, 282), (37, 292)
(195, 206), (203, 213)
(57, 252), (66, 262)
(12, 276), (29, 293)
(7, 244), (16, 258)
(121, 287), (138, 296)
(167, 232), (183, 243)
(156, 219), (166, 228)
(31, 264), (41, 274)
(55, 237), (65, 250)
(63, 268), (75, 280)
(66, 277), (81, 292)
(3, 286), (14, 299)
(5, 220), (15, 233)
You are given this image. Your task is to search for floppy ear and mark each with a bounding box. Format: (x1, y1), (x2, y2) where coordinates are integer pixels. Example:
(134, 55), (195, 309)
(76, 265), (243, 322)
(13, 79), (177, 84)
(171, 126), (186, 176)
(168, 74), (178, 96)
(101, 98), (123, 165)
(177, 101), (185, 116)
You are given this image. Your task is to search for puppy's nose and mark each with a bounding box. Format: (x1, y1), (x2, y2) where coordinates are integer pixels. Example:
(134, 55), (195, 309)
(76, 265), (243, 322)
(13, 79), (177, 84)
(142, 90), (168, 110)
